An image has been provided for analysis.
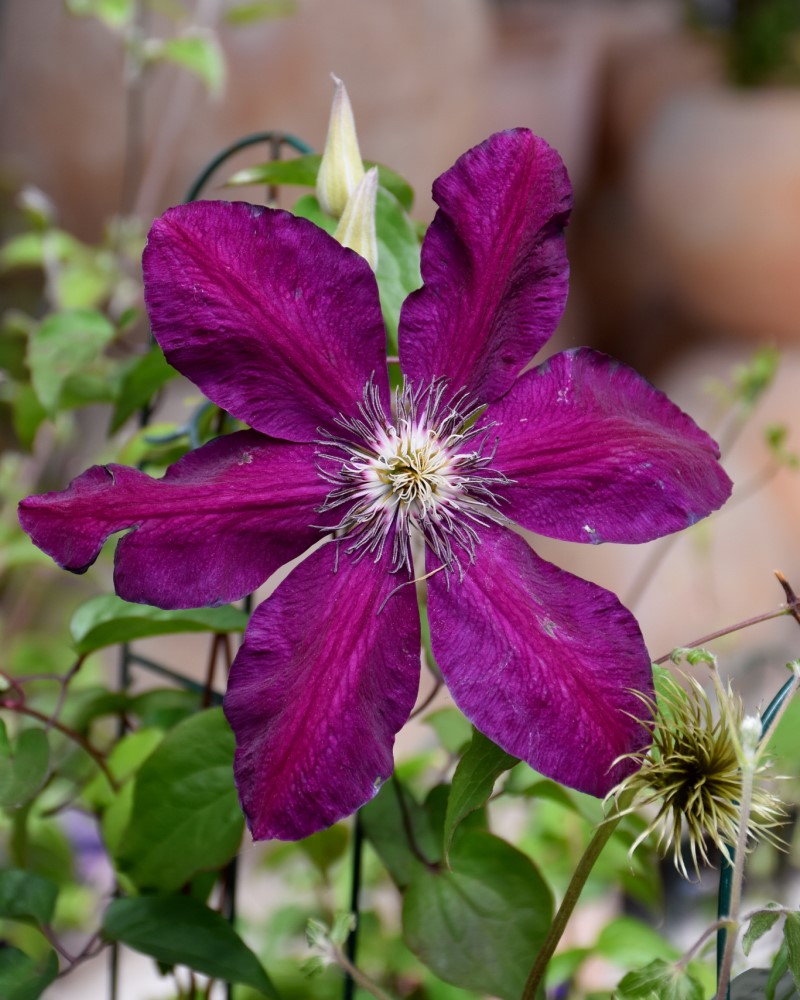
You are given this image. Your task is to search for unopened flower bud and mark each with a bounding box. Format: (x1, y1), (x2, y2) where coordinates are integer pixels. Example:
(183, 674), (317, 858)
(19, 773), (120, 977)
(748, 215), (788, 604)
(334, 167), (379, 271)
(740, 715), (762, 765)
(316, 75), (365, 218)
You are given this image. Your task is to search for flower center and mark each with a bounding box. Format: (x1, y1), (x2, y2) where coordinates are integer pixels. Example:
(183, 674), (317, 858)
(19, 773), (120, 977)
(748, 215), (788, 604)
(316, 379), (508, 576)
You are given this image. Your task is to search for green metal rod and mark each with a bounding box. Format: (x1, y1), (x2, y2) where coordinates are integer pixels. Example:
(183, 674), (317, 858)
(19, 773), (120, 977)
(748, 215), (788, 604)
(716, 674), (797, 998)
(184, 131), (313, 203)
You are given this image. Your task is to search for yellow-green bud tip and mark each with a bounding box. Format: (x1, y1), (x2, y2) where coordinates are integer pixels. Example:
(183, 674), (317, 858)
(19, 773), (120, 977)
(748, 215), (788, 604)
(334, 167), (379, 271)
(316, 74), (365, 218)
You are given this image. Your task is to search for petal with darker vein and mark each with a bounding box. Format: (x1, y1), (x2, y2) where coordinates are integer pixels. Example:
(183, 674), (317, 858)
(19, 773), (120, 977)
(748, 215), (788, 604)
(144, 201), (390, 444)
(19, 431), (326, 609)
(224, 538), (421, 841)
(482, 349), (732, 544)
(428, 523), (653, 797)
(399, 129), (571, 406)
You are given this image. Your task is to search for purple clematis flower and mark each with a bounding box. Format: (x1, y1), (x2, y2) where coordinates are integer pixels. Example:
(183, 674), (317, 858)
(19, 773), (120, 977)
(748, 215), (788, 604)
(19, 129), (732, 841)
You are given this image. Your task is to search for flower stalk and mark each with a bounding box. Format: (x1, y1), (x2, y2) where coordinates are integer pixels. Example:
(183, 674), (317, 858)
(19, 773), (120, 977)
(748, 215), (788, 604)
(520, 792), (632, 1000)
(715, 660), (800, 1000)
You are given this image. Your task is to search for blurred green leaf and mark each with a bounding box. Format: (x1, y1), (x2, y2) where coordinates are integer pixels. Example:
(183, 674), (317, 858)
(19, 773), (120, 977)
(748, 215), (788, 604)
(55, 254), (116, 310)
(615, 959), (703, 999)
(443, 728), (516, 861)
(596, 916), (679, 967)
(0, 869), (58, 926)
(60, 368), (119, 408)
(785, 912), (800, 990)
(224, 1), (295, 23)
(146, 31), (225, 96)
(403, 830), (552, 1000)
(11, 384), (47, 451)
(83, 727), (163, 812)
(70, 594), (248, 654)
(734, 346), (780, 408)
(110, 347), (176, 432)
(744, 904), (783, 956)
(115, 709), (242, 891)
(128, 688), (201, 729)
(768, 939), (791, 1000)
(372, 186), (422, 352)
(0, 727), (50, 809)
(27, 309), (115, 415)
(103, 894), (279, 996)
(299, 824), (349, 875)
(0, 230), (81, 270)
(0, 946), (58, 1000)
(65, 0), (134, 28)
(423, 707), (471, 755)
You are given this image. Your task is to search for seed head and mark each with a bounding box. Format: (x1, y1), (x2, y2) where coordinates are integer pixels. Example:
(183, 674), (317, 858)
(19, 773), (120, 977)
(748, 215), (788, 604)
(608, 671), (786, 880)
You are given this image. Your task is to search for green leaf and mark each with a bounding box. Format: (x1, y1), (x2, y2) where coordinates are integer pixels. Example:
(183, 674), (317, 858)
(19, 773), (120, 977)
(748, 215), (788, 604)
(0, 947), (58, 1000)
(0, 728), (50, 809)
(615, 959), (704, 1000)
(115, 708), (243, 891)
(11, 384), (47, 451)
(443, 728), (516, 861)
(360, 777), (441, 889)
(147, 32), (225, 96)
(55, 255), (116, 310)
(230, 155), (319, 189)
(229, 154), (414, 211)
(299, 824), (349, 875)
(109, 347), (176, 432)
(224, 1), (295, 24)
(70, 594), (248, 654)
(768, 940), (791, 1000)
(0, 230), (80, 270)
(0, 869), (58, 926)
(784, 912), (800, 991)
(102, 894), (278, 996)
(743, 904), (783, 956)
(372, 187), (421, 352)
(27, 309), (115, 415)
(0, 318), (28, 381)
(65, 0), (134, 28)
(596, 916), (679, 967)
(403, 830), (552, 1000)
(83, 727), (163, 812)
(423, 708), (472, 754)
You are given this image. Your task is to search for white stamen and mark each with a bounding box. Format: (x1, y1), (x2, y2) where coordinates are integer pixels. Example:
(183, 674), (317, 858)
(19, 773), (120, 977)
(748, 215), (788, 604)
(315, 378), (510, 578)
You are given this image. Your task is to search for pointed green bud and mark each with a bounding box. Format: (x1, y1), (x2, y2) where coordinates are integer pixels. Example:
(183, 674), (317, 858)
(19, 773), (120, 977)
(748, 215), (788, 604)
(316, 75), (365, 218)
(334, 167), (378, 271)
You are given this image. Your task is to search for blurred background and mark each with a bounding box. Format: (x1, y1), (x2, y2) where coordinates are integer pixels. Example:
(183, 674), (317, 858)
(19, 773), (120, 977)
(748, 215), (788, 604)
(1, 0), (800, 996)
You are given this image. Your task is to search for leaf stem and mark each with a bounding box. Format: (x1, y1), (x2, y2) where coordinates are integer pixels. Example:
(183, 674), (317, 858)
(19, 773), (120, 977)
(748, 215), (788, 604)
(1, 701), (118, 790)
(653, 609), (794, 665)
(392, 779), (440, 871)
(332, 945), (394, 1000)
(520, 798), (630, 1000)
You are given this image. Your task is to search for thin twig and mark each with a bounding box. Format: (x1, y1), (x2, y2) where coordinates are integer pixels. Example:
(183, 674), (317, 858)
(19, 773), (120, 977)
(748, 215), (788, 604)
(1, 703), (118, 790)
(654, 571), (800, 664)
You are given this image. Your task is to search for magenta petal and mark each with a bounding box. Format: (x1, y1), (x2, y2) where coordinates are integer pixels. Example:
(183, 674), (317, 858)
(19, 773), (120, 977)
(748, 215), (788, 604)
(399, 129), (571, 405)
(428, 525), (653, 796)
(224, 541), (421, 841)
(143, 201), (390, 442)
(483, 349), (732, 544)
(19, 431), (326, 609)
